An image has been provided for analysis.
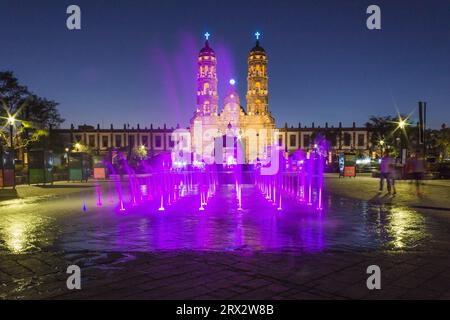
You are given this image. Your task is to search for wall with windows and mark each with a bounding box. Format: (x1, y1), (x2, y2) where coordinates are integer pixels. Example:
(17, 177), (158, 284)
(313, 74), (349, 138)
(55, 124), (371, 158)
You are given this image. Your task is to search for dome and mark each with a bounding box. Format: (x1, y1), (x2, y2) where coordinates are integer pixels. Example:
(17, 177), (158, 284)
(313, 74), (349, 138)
(199, 41), (216, 57)
(250, 40), (265, 54)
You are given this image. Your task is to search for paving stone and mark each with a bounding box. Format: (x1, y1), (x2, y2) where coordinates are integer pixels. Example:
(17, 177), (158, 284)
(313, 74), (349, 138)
(1, 179), (450, 299)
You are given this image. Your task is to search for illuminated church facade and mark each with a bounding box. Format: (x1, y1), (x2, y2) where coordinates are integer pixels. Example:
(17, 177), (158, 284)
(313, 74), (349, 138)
(55, 33), (373, 163)
(190, 33), (276, 164)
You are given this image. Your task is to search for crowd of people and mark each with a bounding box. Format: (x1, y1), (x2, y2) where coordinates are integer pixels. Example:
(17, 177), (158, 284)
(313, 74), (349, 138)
(378, 150), (426, 195)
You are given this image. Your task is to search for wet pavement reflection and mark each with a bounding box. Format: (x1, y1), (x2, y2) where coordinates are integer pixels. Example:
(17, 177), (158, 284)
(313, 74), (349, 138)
(0, 184), (444, 255)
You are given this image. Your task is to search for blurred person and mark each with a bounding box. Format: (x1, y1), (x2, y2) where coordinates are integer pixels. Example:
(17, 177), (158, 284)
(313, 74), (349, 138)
(405, 153), (415, 183)
(390, 156), (403, 195)
(379, 151), (393, 194)
(412, 150), (426, 195)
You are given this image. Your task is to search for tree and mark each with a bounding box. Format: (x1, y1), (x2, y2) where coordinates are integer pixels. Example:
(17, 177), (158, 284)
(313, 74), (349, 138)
(365, 115), (412, 156)
(133, 145), (148, 160)
(365, 115), (397, 147)
(0, 71), (64, 149)
(435, 125), (450, 160)
(310, 130), (338, 158)
(0, 71), (28, 115)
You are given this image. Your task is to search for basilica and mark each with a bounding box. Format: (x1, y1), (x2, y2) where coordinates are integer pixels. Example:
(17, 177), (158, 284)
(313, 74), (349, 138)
(190, 33), (276, 164)
(56, 34), (372, 164)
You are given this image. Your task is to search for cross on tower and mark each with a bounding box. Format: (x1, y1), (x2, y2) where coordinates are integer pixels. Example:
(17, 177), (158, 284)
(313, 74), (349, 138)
(204, 32), (210, 41)
(255, 32), (261, 40)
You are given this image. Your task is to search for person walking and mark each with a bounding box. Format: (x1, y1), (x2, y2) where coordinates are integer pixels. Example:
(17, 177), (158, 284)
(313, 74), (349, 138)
(390, 156), (403, 195)
(379, 151), (393, 194)
(412, 150), (426, 196)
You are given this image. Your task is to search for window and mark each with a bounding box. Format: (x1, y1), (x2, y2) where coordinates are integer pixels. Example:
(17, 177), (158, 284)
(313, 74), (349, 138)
(278, 135), (283, 147)
(155, 135), (162, 148)
(289, 135), (296, 147)
(115, 135), (122, 147)
(255, 65), (261, 76)
(88, 135), (95, 147)
(343, 133), (351, 146)
(169, 136), (175, 148)
(331, 135), (337, 147)
(358, 134), (365, 147)
(102, 136), (109, 148)
(255, 82), (261, 93)
(203, 83), (209, 94)
(303, 134), (310, 148)
(142, 136), (148, 147)
(129, 135), (135, 148)
(203, 101), (210, 114)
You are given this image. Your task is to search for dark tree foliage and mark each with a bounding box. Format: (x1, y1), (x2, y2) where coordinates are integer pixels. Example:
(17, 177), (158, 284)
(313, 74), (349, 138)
(365, 115), (398, 147)
(0, 71), (64, 130)
(0, 71), (64, 149)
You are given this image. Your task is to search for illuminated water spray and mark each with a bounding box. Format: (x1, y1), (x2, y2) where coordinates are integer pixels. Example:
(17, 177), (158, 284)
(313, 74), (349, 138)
(95, 182), (102, 207)
(199, 192), (205, 211)
(158, 194), (165, 211)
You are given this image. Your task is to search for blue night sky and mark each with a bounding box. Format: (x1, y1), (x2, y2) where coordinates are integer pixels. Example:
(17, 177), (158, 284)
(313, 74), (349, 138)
(1, 0), (449, 129)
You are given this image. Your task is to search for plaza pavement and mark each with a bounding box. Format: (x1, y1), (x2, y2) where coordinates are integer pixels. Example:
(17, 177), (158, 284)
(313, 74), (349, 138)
(325, 173), (450, 213)
(1, 175), (450, 300)
(2, 249), (450, 300)
(2, 174), (450, 212)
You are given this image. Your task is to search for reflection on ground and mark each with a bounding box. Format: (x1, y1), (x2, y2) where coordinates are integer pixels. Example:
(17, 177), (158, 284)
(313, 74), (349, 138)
(0, 184), (439, 255)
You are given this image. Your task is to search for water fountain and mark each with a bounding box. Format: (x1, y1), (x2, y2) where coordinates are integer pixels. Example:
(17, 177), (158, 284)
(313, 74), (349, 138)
(86, 140), (325, 219)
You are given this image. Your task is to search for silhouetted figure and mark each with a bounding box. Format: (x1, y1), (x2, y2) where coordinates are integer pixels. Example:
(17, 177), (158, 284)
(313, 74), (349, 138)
(379, 151), (393, 194)
(412, 151), (426, 196)
(390, 157), (403, 195)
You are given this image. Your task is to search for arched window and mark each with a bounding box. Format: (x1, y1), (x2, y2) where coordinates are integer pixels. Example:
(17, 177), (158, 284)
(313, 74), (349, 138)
(255, 65), (261, 76)
(203, 82), (210, 94)
(255, 82), (261, 93)
(203, 101), (210, 113)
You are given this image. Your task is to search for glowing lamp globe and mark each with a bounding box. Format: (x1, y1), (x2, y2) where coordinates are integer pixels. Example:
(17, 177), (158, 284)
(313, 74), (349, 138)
(7, 115), (16, 125)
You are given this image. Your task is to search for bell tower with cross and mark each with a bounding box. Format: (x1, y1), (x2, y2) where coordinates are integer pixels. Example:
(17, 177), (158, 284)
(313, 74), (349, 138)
(246, 32), (269, 115)
(196, 32), (219, 116)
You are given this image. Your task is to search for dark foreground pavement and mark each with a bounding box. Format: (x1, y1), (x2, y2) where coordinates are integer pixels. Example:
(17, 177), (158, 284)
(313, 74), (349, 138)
(1, 249), (450, 300)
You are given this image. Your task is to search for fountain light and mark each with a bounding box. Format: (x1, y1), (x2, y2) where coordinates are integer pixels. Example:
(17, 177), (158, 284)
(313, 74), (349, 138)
(307, 184), (312, 206)
(158, 195), (165, 211)
(317, 187), (323, 210)
(199, 193), (205, 211)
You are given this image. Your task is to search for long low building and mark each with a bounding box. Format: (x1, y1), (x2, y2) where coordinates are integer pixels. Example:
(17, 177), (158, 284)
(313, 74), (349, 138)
(53, 121), (373, 160)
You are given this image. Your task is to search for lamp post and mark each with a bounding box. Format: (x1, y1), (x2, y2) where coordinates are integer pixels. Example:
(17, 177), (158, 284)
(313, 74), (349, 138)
(397, 116), (409, 164)
(7, 115), (16, 189)
(379, 139), (385, 155)
(65, 147), (70, 165)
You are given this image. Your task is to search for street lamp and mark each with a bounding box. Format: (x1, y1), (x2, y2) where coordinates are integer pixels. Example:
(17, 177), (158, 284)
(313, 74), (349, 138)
(6, 115), (16, 189)
(396, 117), (409, 164)
(65, 148), (70, 165)
(7, 115), (15, 149)
(7, 115), (16, 125)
